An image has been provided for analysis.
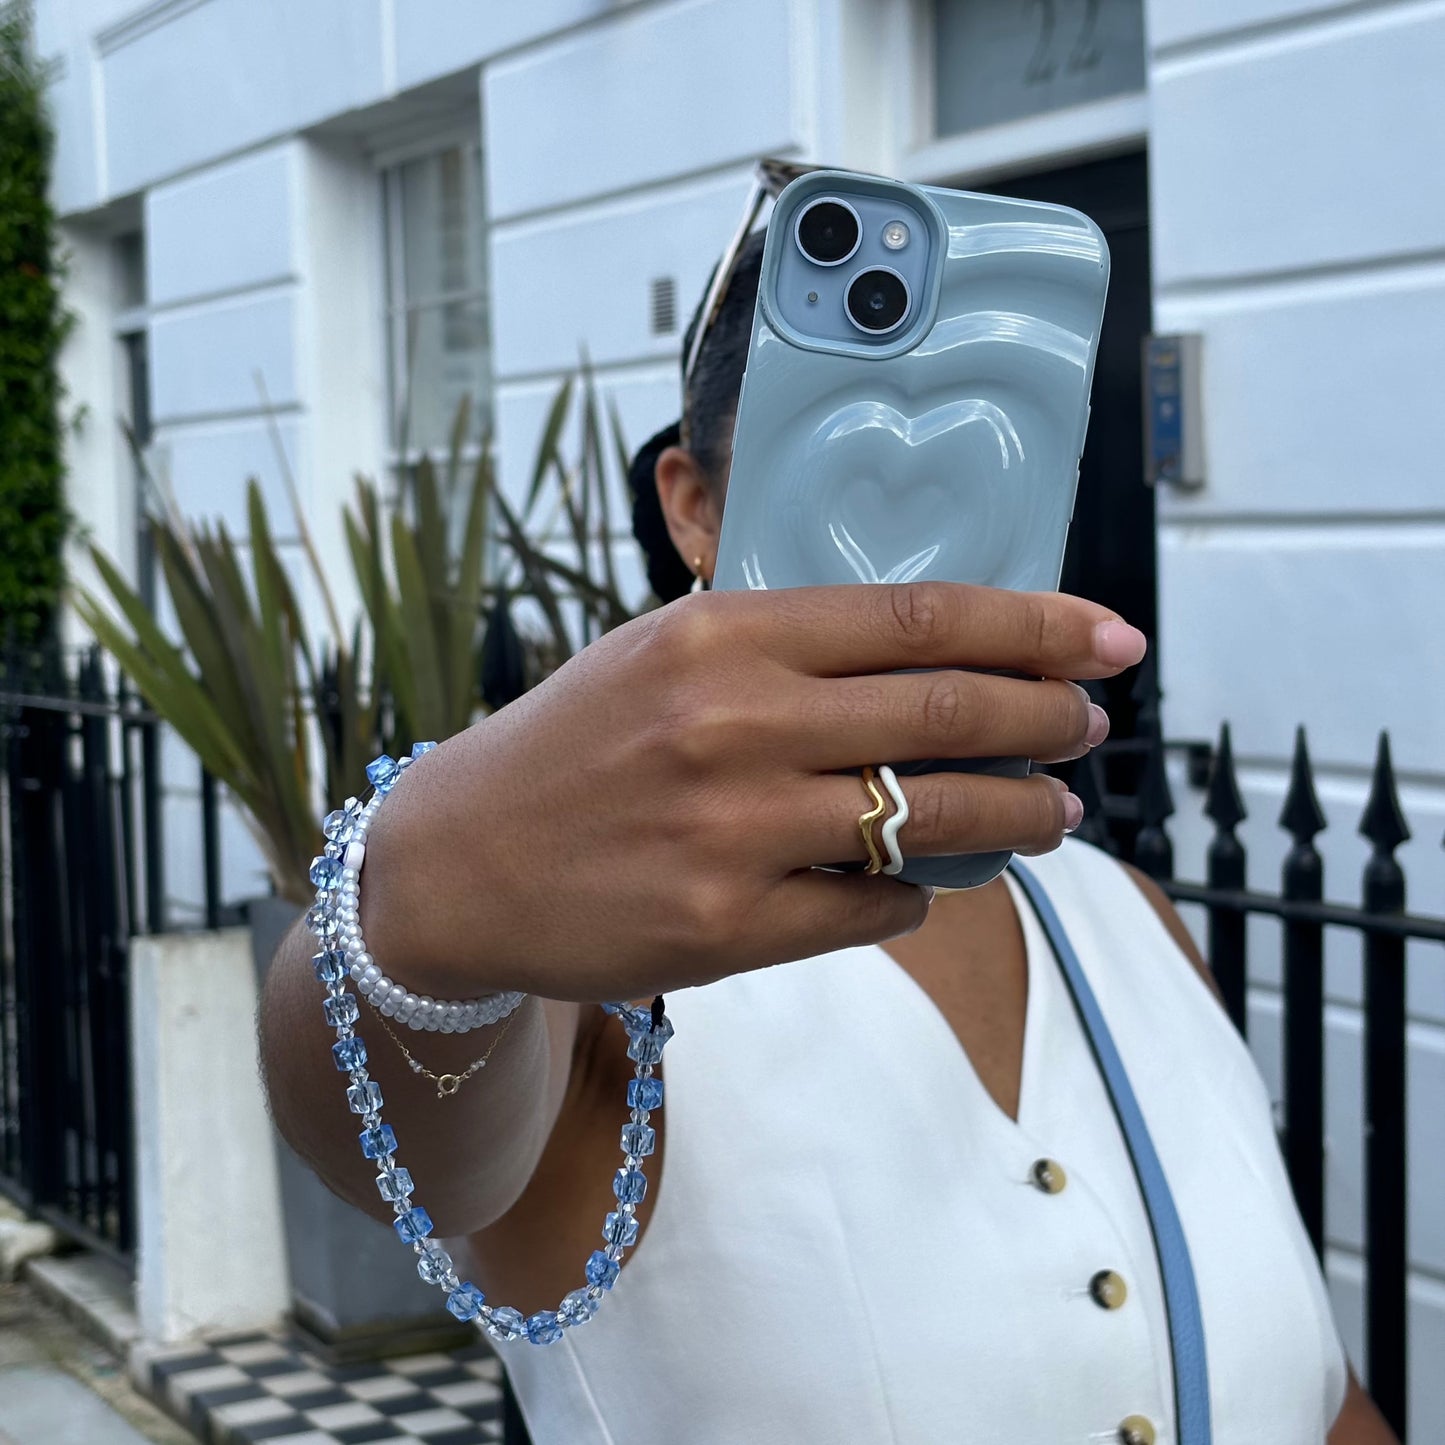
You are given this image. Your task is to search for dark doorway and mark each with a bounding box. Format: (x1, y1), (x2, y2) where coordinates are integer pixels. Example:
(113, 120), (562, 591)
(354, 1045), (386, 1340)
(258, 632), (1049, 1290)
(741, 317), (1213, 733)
(978, 152), (1155, 734)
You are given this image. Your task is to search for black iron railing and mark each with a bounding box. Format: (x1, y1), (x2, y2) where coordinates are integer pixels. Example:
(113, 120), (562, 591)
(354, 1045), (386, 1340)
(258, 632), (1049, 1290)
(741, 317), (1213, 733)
(1073, 659), (1441, 1440)
(0, 644), (225, 1263)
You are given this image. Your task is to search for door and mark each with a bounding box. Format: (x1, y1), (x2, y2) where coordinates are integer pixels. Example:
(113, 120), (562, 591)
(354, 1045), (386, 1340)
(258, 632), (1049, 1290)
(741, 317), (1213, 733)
(979, 152), (1155, 737)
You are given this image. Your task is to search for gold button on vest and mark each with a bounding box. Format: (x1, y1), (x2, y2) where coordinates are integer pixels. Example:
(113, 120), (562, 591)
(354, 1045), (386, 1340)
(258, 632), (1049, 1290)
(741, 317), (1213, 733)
(1118, 1415), (1156, 1445)
(1030, 1157), (1067, 1194)
(1089, 1269), (1128, 1310)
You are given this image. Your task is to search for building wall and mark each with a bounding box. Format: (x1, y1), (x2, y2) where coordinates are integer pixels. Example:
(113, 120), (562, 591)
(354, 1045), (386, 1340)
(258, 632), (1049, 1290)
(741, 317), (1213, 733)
(1145, 4), (1445, 1426)
(40, 0), (1444, 1428)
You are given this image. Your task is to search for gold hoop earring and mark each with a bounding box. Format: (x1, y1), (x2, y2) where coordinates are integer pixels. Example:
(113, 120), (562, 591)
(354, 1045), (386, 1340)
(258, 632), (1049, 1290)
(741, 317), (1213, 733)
(691, 556), (707, 595)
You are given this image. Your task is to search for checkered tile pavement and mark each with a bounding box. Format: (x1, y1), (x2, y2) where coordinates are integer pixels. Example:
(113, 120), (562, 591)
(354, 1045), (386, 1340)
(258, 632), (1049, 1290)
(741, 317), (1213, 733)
(132, 1331), (507, 1445)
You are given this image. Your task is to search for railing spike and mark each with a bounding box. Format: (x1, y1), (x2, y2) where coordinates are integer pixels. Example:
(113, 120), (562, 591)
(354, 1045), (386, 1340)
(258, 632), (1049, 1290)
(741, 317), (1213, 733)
(1204, 721), (1247, 832)
(1130, 646), (1160, 725)
(1279, 725), (1327, 843)
(1359, 731), (1410, 856)
(1071, 751), (1111, 850)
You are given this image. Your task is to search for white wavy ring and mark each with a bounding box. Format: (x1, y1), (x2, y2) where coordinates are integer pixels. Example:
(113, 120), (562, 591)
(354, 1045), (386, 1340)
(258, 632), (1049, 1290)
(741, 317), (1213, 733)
(877, 765), (910, 877)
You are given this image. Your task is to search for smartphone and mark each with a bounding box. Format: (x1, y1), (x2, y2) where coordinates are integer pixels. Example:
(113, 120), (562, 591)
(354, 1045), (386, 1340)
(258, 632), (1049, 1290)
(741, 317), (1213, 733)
(713, 168), (1109, 889)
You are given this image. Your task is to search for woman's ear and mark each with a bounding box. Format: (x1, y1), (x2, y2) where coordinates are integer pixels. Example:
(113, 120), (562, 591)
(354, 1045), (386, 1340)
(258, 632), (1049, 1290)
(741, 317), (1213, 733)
(654, 445), (723, 584)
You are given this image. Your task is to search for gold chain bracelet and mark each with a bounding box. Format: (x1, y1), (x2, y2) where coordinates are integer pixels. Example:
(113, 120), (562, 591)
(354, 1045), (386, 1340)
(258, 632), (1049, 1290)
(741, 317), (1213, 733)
(377, 1008), (521, 1099)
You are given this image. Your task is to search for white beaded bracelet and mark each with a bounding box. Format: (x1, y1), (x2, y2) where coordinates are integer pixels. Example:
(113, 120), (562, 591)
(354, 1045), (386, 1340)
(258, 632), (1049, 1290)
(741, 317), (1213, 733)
(314, 749), (527, 1037)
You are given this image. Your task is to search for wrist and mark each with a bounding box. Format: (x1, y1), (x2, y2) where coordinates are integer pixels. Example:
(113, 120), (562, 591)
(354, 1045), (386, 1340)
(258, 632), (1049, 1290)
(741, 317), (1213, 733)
(353, 762), (519, 1007)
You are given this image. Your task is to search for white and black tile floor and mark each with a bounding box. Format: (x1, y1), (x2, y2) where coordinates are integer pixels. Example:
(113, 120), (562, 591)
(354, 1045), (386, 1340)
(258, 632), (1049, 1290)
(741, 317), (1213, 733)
(132, 1331), (508, 1445)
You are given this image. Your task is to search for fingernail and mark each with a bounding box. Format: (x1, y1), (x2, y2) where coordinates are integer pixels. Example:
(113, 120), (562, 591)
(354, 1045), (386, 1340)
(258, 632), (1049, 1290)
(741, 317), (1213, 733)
(1062, 792), (1084, 833)
(1085, 703), (1110, 748)
(1093, 621), (1147, 668)
(919, 886), (937, 907)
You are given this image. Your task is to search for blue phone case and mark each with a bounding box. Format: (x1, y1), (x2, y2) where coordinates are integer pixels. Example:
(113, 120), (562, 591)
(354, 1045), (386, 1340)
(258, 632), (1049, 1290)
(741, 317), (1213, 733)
(714, 169), (1110, 889)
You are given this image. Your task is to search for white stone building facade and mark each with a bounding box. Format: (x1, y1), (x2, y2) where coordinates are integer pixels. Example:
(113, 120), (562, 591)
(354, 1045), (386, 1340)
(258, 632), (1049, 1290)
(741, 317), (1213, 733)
(36, 0), (1445, 1433)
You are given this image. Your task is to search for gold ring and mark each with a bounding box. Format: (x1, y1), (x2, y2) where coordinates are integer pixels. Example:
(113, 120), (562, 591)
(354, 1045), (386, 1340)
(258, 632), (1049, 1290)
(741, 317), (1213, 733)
(858, 767), (887, 875)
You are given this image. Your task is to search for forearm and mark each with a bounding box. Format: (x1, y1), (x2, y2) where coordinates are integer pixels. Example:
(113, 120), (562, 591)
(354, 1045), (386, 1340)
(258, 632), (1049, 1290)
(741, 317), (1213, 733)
(258, 913), (578, 1236)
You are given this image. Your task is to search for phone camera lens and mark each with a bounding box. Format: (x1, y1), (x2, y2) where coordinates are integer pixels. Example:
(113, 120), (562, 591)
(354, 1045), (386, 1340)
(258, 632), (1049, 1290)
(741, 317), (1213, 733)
(794, 198), (861, 267)
(845, 267), (911, 335)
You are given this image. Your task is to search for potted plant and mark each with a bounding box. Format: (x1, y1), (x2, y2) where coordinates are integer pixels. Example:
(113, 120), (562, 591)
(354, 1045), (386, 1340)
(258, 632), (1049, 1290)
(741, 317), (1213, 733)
(78, 376), (639, 1354)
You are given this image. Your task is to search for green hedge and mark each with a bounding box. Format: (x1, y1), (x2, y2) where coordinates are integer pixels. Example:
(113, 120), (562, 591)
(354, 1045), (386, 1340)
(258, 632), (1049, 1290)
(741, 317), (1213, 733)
(0, 3), (69, 646)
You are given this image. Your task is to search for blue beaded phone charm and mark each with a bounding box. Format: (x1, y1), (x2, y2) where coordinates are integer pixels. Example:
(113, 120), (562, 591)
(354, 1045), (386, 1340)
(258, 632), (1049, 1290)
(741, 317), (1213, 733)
(308, 744), (674, 1345)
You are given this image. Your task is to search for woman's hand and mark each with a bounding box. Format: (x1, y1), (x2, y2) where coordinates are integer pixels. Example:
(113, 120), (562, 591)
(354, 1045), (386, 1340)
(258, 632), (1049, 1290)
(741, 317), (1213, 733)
(362, 582), (1144, 1003)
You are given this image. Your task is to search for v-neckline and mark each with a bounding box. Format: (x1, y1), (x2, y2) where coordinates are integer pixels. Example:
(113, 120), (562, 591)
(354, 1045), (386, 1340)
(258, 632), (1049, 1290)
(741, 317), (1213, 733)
(870, 870), (1050, 1137)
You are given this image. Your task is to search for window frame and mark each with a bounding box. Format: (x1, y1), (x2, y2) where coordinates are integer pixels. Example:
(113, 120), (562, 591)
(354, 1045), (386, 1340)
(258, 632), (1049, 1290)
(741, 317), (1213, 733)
(375, 124), (491, 471)
(896, 0), (1149, 188)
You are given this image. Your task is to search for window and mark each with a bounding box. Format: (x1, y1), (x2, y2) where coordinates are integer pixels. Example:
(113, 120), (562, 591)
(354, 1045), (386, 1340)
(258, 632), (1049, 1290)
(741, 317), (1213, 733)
(382, 140), (489, 457)
(933, 0), (1146, 138)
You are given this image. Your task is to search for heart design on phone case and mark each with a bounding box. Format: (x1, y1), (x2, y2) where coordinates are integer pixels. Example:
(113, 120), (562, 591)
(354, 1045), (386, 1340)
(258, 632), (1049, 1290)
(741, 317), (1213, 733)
(745, 397), (1032, 592)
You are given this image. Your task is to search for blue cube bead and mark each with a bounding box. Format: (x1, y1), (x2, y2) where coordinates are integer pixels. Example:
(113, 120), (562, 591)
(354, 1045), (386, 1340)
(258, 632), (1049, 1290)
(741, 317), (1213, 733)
(366, 754), (402, 792)
(559, 1288), (599, 1327)
(620, 1122), (655, 1158)
(526, 1310), (564, 1345)
(375, 1166), (412, 1202)
(394, 1206), (433, 1244)
(417, 1241), (454, 1286)
(411, 741), (438, 759)
(446, 1282), (485, 1321)
(487, 1305), (525, 1342)
(585, 1250), (620, 1290)
(628, 1077), (663, 1111)
(309, 855), (342, 890)
(312, 950), (348, 984)
(603, 1210), (639, 1248)
(333, 1037), (367, 1071)
(359, 1124), (397, 1160)
(324, 994), (359, 1027)
(347, 1080), (382, 1115)
(613, 1167), (647, 1205)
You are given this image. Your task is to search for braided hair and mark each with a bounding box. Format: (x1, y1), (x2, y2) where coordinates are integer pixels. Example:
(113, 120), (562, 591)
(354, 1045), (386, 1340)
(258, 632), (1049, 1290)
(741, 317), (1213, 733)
(628, 231), (767, 603)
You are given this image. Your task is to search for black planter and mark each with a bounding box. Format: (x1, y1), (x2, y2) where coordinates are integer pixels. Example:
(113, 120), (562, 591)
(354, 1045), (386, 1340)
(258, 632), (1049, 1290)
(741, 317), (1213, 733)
(248, 895), (471, 1361)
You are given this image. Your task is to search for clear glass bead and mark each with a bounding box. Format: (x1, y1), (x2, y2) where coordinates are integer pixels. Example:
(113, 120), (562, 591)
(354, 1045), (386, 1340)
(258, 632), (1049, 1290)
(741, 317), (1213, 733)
(375, 1166), (412, 1202)
(620, 1122), (655, 1158)
(359, 1124), (397, 1159)
(612, 1167), (647, 1205)
(486, 1305), (525, 1342)
(365, 754), (402, 792)
(626, 1016), (673, 1065)
(309, 855), (342, 890)
(305, 904), (338, 939)
(312, 950), (347, 984)
(332, 1037), (367, 1071)
(324, 994), (359, 1027)
(603, 1210), (639, 1248)
(322, 807), (354, 842)
(347, 1081), (382, 1115)
(447, 1282), (485, 1321)
(585, 1250), (620, 1290)
(525, 1310), (563, 1345)
(393, 1206), (433, 1244)
(558, 1288), (598, 1327)
(416, 1241), (453, 1285)
(628, 1077), (663, 1111)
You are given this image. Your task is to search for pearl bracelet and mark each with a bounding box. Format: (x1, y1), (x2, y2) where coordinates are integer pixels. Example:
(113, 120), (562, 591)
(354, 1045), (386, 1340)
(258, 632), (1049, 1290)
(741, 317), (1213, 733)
(309, 745), (526, 1035)
(307, 743), (673, 1344)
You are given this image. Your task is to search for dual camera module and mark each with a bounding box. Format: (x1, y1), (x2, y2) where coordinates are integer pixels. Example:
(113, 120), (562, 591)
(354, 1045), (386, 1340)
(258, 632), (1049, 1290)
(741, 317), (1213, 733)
(793, 198), (911, 335)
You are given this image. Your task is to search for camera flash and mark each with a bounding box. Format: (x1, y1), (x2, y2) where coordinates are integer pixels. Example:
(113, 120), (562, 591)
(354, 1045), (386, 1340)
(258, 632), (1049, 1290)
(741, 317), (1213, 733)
(882, 220), (909, 251)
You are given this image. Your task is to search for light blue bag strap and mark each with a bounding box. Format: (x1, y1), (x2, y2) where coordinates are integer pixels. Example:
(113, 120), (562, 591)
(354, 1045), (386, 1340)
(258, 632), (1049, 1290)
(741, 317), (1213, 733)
(1009, 860), (1213, 1445)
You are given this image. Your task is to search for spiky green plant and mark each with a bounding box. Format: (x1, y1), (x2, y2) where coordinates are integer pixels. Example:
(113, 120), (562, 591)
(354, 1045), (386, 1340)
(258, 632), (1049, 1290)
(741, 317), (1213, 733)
(77, 365), (641, 906)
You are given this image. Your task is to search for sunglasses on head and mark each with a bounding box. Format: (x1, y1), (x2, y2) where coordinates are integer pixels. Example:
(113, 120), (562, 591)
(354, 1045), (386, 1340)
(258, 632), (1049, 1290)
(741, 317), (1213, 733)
(680, 157), (822, 395)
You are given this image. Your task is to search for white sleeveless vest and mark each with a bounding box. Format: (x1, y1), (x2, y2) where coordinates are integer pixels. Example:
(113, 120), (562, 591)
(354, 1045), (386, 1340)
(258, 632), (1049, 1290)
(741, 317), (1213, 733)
(497, 841), (1346, 1443)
